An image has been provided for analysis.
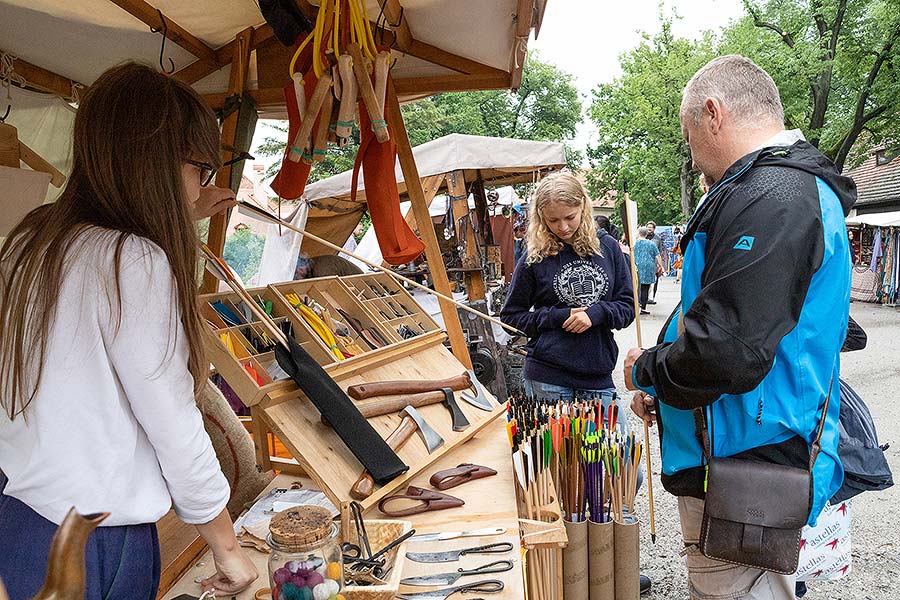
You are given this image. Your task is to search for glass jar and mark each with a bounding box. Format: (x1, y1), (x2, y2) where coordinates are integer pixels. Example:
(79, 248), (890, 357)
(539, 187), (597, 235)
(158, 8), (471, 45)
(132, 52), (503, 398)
(267, 506), (344, 600)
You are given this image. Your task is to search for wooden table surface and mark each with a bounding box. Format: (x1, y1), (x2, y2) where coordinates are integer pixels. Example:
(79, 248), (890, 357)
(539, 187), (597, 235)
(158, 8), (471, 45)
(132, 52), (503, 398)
(163, 416), (525, 599)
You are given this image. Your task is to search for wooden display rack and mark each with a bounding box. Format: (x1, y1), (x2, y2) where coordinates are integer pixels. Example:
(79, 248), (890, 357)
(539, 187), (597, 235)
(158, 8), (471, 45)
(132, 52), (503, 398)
(200, 274), (506, 530)
(517, 478), (567, 600)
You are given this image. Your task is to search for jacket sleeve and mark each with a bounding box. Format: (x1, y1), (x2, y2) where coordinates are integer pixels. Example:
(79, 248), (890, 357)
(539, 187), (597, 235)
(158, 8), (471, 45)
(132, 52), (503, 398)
(500, 258), (569, 337)
(106, 239), (230, 524)
(633, 177), (824, 409)
(586, 239), (635, 330)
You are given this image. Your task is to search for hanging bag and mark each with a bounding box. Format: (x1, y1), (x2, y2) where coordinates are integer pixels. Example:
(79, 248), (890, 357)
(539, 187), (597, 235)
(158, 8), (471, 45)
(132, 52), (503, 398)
(696, 376), (834, 574)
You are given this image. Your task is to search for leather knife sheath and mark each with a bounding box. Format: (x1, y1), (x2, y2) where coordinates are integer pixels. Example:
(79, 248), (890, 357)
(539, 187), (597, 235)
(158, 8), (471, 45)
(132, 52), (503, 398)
(429, 463), (498, 490)
(378, 486), (464, 517)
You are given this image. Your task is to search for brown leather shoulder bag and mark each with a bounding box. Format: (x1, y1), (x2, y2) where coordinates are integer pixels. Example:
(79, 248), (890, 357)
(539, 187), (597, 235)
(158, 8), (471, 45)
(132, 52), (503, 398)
(697, 377), (834, 574)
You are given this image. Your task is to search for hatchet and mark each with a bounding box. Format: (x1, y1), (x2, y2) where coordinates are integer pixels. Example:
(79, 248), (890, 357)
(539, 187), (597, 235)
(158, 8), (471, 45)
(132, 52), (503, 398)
(350, 406), (443, 500)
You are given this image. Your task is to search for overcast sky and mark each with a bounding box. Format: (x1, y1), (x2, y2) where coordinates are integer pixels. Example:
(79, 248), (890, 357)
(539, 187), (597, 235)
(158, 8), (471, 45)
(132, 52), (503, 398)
(531, 0), (747, 153)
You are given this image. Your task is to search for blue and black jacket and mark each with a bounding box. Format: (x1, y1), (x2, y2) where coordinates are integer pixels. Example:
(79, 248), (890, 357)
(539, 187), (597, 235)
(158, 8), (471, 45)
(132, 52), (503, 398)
(633, 141), (855, 524)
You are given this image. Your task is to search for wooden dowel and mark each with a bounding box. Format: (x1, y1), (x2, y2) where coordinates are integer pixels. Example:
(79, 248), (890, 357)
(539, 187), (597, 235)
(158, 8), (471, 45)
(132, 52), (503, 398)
(374, 50), (390, 116)
(336, 54), (357, 140)
(288, 71), (333, 163)
(311, 87), (334, 163)
(348, 43), (388, 142)
(291, 72), (307, 124)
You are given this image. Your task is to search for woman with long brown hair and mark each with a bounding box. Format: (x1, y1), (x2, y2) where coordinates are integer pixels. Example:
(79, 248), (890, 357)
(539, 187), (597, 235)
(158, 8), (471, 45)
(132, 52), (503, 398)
(0, 64), (256, 599)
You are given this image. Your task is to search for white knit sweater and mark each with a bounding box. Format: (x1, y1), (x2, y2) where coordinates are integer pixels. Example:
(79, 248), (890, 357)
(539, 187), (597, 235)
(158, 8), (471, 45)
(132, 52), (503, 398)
(0, 229), (229, 526)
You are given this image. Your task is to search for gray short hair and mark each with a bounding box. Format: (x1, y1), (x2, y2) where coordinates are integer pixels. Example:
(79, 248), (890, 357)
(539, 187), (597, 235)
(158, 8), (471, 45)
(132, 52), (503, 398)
(681, 55), (784, 128)
(638, 226), (649, 238)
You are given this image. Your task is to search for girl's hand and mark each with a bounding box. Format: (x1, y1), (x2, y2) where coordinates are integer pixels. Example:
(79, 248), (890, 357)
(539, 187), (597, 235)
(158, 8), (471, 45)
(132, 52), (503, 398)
(562, 307), (592, 333)
(200, 548), (258, 595)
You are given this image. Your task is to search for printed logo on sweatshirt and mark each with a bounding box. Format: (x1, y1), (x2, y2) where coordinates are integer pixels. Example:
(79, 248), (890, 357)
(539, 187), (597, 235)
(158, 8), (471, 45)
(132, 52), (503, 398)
(554, 260), (609, 307)
(734, 236), (755, 251)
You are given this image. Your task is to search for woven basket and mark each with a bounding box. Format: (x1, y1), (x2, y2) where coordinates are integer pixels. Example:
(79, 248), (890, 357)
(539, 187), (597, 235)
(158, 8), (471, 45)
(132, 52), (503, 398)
(342, 519), (412, 600)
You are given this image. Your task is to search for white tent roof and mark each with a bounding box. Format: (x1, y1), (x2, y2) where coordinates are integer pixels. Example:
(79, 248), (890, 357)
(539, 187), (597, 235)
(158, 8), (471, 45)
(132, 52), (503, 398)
(846, 211), (900, 227)
(305, 133), (566, 202)
(0, 1), (546, 115)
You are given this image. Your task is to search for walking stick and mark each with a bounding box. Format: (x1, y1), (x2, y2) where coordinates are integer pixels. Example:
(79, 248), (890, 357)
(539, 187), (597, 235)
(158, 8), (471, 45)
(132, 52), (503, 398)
(622, 185), (657, 543)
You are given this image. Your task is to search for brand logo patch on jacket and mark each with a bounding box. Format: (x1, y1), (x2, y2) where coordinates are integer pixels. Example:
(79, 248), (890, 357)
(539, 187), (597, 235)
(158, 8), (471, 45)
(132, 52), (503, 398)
(734, 236), (755, 251)
(553, 260), (609, 306)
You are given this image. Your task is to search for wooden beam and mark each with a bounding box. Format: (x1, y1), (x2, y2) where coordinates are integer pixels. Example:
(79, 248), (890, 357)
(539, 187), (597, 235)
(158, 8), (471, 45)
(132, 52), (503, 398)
(8, 57), (84, 101)
(201, 27), (254, 293)
(108, 0), (216, 61)
(405, 39), (506, 76)
(387, 80), (472, 369)
(203, 69), (510, 112)
(516, 0), (535, 38)
(174, 24), (274, 85)
(394, 72), (511, 95)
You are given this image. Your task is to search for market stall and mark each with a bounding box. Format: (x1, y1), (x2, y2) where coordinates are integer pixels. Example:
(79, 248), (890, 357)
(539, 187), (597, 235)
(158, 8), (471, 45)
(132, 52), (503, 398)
(0, 2), (566, 599)
(845, 211), (900, 304)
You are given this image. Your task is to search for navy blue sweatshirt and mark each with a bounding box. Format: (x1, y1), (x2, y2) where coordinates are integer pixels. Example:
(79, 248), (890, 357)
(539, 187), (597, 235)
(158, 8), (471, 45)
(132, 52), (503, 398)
(501, 231), (634, 390)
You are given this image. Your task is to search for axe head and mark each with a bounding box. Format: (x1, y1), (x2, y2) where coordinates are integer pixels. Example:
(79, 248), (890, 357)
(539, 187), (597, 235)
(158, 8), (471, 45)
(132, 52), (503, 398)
(460, 369), (493, 411)
(402, 406), (444, 453)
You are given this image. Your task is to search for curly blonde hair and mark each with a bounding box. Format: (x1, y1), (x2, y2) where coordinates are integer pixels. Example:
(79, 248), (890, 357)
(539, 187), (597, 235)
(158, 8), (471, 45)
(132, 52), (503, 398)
(526, 172), (600, 264)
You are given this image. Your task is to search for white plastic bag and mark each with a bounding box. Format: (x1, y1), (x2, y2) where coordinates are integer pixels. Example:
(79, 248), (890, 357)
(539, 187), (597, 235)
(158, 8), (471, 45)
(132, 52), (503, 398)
(796, 500), (852, 581)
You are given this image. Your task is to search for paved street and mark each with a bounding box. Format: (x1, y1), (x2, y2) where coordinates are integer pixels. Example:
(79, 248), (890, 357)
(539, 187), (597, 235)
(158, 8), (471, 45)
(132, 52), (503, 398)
(609, 277), (900, 600)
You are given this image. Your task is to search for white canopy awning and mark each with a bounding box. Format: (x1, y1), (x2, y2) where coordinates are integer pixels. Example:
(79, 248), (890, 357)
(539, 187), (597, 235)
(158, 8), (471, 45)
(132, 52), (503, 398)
(0, 1), (546, 114)
(846, 211), (900, 227)
(305, 133), (566, 202)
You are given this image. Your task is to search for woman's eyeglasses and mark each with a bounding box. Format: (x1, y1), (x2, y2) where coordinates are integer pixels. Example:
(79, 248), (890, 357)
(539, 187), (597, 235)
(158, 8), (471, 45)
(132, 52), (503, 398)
(186, 159), (217, 187)
(187, 151), (254, 188)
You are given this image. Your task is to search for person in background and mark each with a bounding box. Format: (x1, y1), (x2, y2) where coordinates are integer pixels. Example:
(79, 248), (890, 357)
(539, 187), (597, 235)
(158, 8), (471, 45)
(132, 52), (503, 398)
(671, 226), (683, 283)
(0, 63), (257, 599)
(293, 252), (364, 279)
(632, 226), (662, 315)
(646, 221), (667, 303)
(625, 54), (853, 600)
(848, 230), (860, 265)
(513, 221), (527, 265)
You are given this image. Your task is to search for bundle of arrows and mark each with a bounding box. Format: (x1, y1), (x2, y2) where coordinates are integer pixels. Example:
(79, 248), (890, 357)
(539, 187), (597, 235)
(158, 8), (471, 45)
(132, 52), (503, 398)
(507, 392), (643, 525)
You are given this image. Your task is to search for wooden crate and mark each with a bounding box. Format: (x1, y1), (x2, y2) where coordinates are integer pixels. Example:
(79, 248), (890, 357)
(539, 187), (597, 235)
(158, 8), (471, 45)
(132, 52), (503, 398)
(199, 287), (333, 406)
(341, 273), (440, 341)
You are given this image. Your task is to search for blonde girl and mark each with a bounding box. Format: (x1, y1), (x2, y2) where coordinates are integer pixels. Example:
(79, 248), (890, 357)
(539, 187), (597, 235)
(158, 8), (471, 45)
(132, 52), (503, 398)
(500, 172), (635, 403)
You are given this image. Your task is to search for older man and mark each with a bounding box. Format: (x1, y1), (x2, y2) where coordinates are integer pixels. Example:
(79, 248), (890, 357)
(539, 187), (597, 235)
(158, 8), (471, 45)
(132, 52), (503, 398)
(624, 55), (855, 599)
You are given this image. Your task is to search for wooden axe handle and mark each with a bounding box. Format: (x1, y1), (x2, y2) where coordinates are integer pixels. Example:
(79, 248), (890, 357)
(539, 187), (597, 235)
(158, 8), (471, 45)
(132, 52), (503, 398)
(350, 415), (417, 500)
(348, 373), (471, 400)
(354, 390), (446, 418)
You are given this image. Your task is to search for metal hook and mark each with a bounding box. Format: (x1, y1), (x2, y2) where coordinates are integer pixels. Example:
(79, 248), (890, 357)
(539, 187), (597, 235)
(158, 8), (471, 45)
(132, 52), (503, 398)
(149, 9), (175, 74)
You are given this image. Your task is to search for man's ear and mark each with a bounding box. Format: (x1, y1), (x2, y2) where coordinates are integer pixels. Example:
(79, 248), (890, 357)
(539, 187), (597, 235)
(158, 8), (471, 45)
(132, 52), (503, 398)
(705, 97), (724, 134)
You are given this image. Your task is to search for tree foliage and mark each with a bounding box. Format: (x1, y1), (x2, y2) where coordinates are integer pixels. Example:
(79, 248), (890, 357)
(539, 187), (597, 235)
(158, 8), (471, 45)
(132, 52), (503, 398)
(587, 17), (713, 224)
(588, 0), (900, 222)
(254, 54), (584, 183)
(223, 228), (266, 283)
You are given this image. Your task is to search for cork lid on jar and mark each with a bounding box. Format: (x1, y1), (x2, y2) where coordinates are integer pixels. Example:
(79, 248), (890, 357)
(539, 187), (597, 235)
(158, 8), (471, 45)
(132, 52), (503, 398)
(268, 505), (334, 549)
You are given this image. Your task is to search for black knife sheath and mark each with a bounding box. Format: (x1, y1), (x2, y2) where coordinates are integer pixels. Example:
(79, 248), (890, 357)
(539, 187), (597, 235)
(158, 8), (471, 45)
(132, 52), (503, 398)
(275, 335), (408, 484)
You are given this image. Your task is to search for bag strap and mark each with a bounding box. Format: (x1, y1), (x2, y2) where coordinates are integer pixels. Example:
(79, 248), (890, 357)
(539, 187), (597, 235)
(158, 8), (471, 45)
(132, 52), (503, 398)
(694, 374), (835, 473)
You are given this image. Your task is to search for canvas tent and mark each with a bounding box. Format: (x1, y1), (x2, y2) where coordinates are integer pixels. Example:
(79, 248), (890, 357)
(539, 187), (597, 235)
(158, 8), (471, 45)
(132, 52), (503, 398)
(296, 133), (565, 260)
